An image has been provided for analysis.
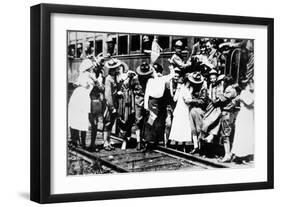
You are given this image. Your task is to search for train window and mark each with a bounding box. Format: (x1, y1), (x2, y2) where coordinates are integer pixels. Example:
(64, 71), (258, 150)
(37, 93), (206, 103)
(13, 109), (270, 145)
(158, 36), (170, 52)
(118, 35), (128, 55)
(95, 40), (103, 56)
(76, 43), (83, 58)
(130, 35), (141, 53)
(68, 44), (75, 59)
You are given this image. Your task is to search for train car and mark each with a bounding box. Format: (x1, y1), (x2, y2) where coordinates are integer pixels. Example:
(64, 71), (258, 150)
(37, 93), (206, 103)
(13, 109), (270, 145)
(67, 31), (250, 86)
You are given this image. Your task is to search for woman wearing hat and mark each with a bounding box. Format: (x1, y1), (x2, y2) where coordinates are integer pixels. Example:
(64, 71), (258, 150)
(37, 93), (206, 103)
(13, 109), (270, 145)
(201, 69), (224, 144)
(168, 73), (193, 151)
(115, 62), (137, 150)
(68, 59), (96, 148)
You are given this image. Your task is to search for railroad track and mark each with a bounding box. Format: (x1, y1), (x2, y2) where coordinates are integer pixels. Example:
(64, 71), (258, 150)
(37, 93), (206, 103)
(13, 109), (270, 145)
(68, 135), (228, 173)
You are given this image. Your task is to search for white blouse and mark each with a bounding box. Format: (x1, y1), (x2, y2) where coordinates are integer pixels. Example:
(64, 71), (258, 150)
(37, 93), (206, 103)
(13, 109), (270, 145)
(144, 69), (175, 109)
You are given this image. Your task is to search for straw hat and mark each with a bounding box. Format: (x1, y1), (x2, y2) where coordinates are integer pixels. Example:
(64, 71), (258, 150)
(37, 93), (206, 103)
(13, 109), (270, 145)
(188, 72), (204, 84)
(94, 53), (105, 65)
(217, 74), (226, 82)
(79, 59), (94, 73)
(136, 62), (153, 76)
(208, 69), (218, 76)
(105, 58), (122, 70)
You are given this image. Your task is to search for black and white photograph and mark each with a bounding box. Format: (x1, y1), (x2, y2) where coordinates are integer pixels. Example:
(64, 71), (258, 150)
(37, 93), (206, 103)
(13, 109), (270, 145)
(67, 31), (255, 175)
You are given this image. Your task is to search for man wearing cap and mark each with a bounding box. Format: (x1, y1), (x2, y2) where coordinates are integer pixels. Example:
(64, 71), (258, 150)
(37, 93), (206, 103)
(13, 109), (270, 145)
(187, 72), (208, 154)
(106, 36), (117, 56)
(142, 35), (151, 54)
(103, 58), (123, 151)
(169, 40), (191, 75)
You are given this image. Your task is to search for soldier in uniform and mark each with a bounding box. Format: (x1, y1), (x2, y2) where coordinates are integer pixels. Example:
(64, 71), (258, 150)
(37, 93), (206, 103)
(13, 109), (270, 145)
(187, 72), (208, 154)
(106, 36), (117, 56)
(103, 58), (123, 151)
(133, 62), (154, 150)
(169, 40), (191, 76)
(88, 54), (105, 152)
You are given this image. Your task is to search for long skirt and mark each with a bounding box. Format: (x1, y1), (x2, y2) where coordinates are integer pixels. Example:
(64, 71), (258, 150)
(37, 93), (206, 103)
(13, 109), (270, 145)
(231, 106), (254, 157)
(68, 87), (91, 131)
(144, 98), (166, 143)
(169, 99), (192, 143)
(202, 103), (221, 136)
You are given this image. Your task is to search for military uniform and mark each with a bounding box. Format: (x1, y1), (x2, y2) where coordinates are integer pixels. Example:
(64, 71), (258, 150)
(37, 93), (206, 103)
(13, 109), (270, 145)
(88, 70), (104, 151)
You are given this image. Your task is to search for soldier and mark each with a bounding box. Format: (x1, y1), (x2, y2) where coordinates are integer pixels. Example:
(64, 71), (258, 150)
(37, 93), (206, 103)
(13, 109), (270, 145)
(103, 58), (123, 151)
(187, 72), (208, 154)
(169, 40), (191, 76)
(133, 62), (154, 150)
(88, 54), (105, 152)
(106, 36), (117, 56)
(215, 76), (238, 162)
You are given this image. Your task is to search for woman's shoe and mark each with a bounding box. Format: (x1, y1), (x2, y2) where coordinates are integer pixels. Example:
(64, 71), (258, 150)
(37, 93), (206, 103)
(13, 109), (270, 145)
(109, 144), (115, 150)
(189, 148), (199, 154)
(136, 142), (142, 151)
(104, 146), (112, 151)
(219, 154), (232, 163)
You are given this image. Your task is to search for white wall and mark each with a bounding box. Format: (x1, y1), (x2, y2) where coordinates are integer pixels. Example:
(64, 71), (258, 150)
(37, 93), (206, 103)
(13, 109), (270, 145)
(0, 0), (279, 206)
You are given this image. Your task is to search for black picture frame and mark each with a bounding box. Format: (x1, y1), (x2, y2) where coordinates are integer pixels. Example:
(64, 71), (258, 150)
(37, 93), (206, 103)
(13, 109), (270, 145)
(30, 3), (274, 204)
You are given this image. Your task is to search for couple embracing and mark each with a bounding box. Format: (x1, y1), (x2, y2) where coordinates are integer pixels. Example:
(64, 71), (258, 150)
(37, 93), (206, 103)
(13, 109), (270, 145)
(169, 72), (207, 153)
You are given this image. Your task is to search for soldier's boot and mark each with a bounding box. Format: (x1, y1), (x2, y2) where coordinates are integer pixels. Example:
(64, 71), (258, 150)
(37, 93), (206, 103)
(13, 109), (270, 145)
(80, 131), (87, 149)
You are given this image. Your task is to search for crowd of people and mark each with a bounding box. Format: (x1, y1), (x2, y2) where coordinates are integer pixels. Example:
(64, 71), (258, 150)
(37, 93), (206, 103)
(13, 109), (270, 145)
(68, 35), (255, 164)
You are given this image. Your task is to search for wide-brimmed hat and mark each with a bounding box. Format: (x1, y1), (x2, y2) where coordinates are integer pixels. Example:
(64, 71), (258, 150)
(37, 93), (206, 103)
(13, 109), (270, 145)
(217, 74), (226, 82)
(136, 62), (153, 76)
(79, 59), (94, 73)
(94, 53), (105, 65)
(174, 67), (181, 73)
(105, 58), (122, 70)
(208, 69), (218, 76)
(188, 72), (204, 84)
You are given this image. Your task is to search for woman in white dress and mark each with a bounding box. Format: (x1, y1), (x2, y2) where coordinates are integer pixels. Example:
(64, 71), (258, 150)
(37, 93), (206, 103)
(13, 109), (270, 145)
(169, 75), (193, 151)
(231, 79), (255, 163)
(68, 59), (95, 148)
